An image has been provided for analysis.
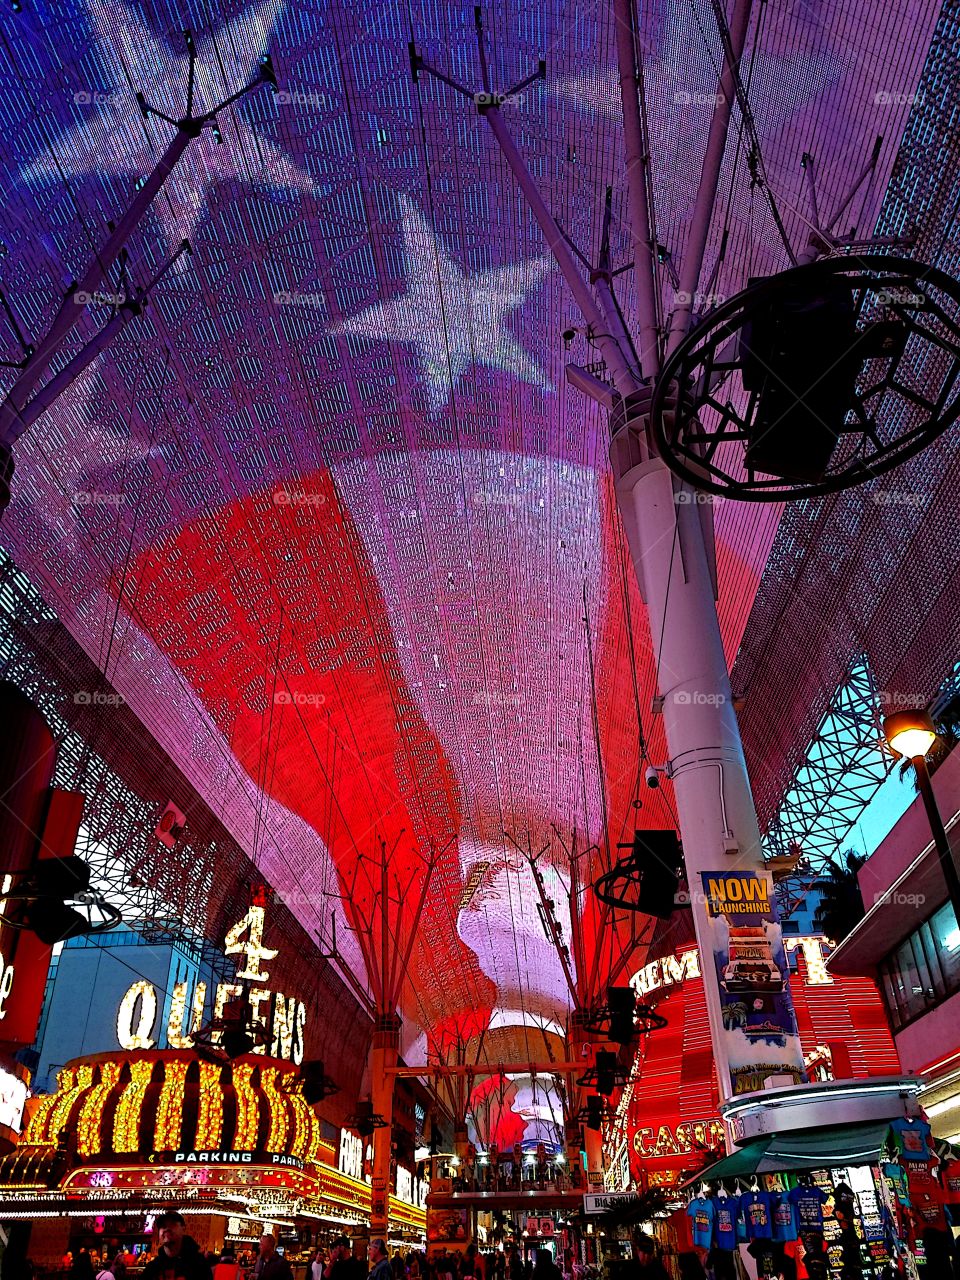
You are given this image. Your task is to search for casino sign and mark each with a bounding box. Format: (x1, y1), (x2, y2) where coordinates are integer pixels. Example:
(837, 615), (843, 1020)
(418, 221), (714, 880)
(0, 1049), (321, 1220)
(0, 1048), (428, 1251)
(114, 905), (308, 1064)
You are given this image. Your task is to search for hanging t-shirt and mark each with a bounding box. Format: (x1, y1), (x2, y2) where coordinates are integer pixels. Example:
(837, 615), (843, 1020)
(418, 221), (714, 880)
(712, 1194), (739, 1250)
(746, 1236), (779, 1279)
(906, 1165), (948, 1231)
(771, 1192), (799, 1242)
(787, 1183), (830, 1232)
(687, 1195), (715, 1249)
(889, 1116), (933, 1162)
(735, 1201), (749, 1242)
(942, 1157), (960, 1203)
(740, 1190), (773, 1239)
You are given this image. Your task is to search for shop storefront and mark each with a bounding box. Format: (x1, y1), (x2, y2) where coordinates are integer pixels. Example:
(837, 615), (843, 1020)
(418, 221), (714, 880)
(670, 1113), (958, 1277)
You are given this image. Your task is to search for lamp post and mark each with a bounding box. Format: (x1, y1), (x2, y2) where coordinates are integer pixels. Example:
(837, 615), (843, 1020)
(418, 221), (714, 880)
(883, 709), (960, 928)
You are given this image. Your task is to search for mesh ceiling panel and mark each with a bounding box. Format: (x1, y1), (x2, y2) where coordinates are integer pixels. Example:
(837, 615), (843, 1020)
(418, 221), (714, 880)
(0, 0), (945, 1114)
(0, 552), (371, 1116)
(735, 1), (960, 831)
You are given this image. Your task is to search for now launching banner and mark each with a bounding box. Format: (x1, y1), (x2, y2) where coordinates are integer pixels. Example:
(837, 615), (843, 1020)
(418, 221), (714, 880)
(700, 871), (805, 1096)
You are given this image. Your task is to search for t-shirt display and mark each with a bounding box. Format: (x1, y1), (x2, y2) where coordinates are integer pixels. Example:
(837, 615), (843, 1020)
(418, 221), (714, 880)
(712, 1194), (739, 1250)
(889, 1116), (933, 1162)
(905, 1165), (947, 1231)
(746, 1237), (779, 1279)
(740, 1190), (774, 1239)
(787, 1183), (830, 1232)
(686, 1195), (715, 1249)
(771, 1192), (799, 1242)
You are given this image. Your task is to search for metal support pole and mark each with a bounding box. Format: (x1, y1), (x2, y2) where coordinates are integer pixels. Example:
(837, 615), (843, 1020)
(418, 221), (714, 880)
(913, 756), (960, 929)
(0, 55), (275, 450)
(0, 128), (194, 446)
(5, 242), (191, 441)
(568, 1013), (603, 1185)
(609, 396), (805, 1109)
(613, 0), (661, 378)
(480, 107), (639, 397)
(666, 0), (754, 355)
(370, 1016), (400, 1238)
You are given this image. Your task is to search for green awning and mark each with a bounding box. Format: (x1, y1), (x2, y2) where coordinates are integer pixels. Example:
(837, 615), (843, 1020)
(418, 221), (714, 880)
(688, 1121), (893, 1183)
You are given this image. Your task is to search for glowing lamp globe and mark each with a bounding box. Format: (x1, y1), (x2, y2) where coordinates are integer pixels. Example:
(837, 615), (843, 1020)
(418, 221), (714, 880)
(883, 710), (938, 759)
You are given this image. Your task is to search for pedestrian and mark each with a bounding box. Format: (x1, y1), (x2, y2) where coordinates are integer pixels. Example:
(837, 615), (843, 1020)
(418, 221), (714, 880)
(676, 1257), (705, 1280)
(531, 1253), (562, 1280)
(322, 1238), (354, 1280)
(142, 1212), (214, 1280)
(72, 1251), (97, 1280)
(251, 1237), (293, 1280)
(632, 1239), (667, 1280)
(367, 1241), (391, 1280)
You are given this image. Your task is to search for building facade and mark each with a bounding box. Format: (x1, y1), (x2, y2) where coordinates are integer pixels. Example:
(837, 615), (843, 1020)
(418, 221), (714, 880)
(829, 740), (960, 1146)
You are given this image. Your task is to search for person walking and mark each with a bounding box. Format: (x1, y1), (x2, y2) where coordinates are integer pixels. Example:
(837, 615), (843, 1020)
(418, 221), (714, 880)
(531, 1253), (562, 1280)
(72, 1250), (97, 1280)
(632, 1239), (668, 1280)
(251, 1237), (293, 1280)
(367, 1241), (391, 1280)
(142, 1212), (214, 1280)
(322, 1239), (355, 1280)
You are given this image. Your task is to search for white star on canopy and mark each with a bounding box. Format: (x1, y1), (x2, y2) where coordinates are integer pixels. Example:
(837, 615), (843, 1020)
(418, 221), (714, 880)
(21, 0), (320, 254)
(333, 196), (553, 412)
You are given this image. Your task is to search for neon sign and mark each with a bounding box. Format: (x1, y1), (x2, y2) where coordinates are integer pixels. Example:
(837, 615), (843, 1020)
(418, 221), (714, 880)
(116, 906), (307, 1062)
(629, 936), (834, 998)
(632, 1120), (726, 1159)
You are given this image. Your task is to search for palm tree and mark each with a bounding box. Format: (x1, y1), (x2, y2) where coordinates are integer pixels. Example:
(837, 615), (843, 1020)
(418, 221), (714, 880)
(722, 1002), (749, 1030)
(814, 850), (867, 943)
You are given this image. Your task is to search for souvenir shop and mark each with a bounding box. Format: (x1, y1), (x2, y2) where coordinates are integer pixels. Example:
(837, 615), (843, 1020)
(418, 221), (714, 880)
(668, 1115), (957, 1278)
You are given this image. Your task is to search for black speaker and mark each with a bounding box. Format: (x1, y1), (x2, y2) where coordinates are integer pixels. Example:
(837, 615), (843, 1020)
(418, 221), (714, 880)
(740, 277), (859, 484)
(607, 986), (636, 1044)
(585, 1096), (603, 1131)
(595, 1050), (617, 1097)
(634, 830), (682, 918)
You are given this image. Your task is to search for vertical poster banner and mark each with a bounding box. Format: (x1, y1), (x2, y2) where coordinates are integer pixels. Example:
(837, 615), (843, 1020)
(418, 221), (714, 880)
(700, 871), (805, 1096)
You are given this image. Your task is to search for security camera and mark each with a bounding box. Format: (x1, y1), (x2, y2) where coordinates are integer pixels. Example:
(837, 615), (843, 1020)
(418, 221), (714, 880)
(644, 764), (660, 789)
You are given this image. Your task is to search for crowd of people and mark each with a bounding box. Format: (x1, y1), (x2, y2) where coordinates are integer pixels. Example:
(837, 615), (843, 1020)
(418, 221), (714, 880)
(44, 1212), (675, 1280)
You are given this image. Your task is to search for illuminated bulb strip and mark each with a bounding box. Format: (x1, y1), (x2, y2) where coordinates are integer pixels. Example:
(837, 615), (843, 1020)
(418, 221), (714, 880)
(24, 1085), (63, 1144)
(260, 1067), (289, 1152)
(77, 1062), (121, 1156)
(233, 1063), (260, 1150)
(196, 1061), (225, 1149)
(286, 1088), (312, 1160)
(155, 1061), (189, 1151)
(113, 1059), (155, 1153)
(48, 1065), (93, 1143)
(304, 1097), (322, 1162)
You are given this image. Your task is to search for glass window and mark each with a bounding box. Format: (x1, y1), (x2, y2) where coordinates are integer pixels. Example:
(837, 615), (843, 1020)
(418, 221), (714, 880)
(910, 931), (940, 1005)
(879, 901), (960, 1028)
(931, 903), (960, 988)
(880, 962), (904, 1031)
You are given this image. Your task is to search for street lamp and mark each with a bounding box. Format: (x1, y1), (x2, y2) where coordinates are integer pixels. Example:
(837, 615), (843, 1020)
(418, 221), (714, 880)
(883, 709), (960, 928)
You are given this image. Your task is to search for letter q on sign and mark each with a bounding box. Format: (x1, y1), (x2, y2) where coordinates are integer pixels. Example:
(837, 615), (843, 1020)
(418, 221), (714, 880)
(117, 980), (158, 1049)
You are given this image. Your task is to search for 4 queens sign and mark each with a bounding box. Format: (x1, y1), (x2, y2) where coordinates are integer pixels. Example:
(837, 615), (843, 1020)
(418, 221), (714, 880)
(700, 871), (805, 1096)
